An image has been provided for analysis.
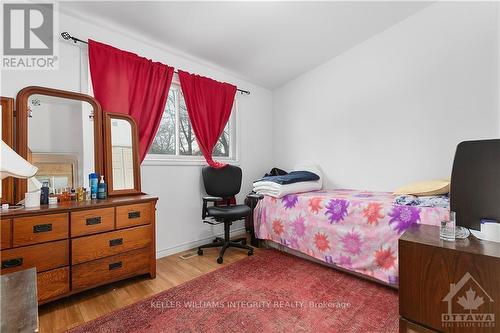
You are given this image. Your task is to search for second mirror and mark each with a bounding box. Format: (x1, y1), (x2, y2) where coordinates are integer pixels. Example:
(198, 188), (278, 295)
(104, 113), (141, 196)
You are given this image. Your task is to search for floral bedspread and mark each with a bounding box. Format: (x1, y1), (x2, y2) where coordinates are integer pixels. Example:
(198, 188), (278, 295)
(254, 189), (449, 285)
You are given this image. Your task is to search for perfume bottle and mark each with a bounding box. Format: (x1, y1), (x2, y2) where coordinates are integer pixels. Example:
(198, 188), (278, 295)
(76, 187), (85, 202)
(70, 188), (77, 201)
(60, 188), (71, 202)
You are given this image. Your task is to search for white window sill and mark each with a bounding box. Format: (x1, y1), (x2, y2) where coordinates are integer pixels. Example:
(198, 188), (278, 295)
(142, 157), (240, 167)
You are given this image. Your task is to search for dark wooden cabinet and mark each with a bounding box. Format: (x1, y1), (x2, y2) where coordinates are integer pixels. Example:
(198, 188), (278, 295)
(399, 224), (500, 333)
(0, 195), (157, 304)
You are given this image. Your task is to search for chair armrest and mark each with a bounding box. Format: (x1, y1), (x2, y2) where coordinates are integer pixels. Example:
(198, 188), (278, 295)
(202, 196), (223, 219)
(246, 192), (264, 211)
(202, 196), (223, 202)
(246, 193), (264, 200)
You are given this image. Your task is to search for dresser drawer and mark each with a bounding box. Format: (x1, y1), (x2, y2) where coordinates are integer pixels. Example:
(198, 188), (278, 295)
(72, 225), (152, 264)
(71, 207), (115, 237)
(1, 219), (12, 249)
(13, 213), (68, 247)
(116, 203), (151, 228)
(37, 266), (70, 302)
(1, 239), (69, 274)
(72, 248), (150, 291)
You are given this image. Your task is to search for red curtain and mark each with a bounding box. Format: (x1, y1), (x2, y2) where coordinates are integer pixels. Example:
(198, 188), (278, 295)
(88, 40), (174, 161)
(178, 70), (236, 168)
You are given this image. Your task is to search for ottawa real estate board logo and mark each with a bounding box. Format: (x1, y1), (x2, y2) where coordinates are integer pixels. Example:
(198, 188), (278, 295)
(2, 1), (58, 70)
(442, 272), (495, 329)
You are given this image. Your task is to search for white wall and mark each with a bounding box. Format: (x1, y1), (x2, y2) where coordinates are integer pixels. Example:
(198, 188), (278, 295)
(1, 10), (273, 257)
(273, 1), (500, 192)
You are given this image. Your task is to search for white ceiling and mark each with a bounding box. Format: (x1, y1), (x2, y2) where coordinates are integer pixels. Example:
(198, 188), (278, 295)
(61, 1), (431, 89)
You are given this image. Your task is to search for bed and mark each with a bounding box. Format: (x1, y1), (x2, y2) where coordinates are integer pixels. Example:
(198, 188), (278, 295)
(252, 189), (449, 286)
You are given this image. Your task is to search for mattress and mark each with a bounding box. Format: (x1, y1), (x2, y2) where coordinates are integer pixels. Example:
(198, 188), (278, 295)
(253, 189), (449, 286)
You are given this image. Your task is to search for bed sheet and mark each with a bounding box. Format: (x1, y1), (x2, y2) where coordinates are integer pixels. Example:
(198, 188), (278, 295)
(254, 189), (449, 285)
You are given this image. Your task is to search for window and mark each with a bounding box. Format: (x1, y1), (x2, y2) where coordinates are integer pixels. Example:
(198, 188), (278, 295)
(146, 81), (237, 165)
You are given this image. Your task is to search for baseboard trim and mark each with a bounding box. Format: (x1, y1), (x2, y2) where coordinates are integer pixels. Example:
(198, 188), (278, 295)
(156, 227), (247, 259)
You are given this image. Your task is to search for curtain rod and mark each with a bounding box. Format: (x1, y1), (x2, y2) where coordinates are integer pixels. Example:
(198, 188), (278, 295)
(61, 32), (251, 95)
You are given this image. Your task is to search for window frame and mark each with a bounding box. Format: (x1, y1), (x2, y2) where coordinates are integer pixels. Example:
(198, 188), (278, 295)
(143, 77), (240, 166)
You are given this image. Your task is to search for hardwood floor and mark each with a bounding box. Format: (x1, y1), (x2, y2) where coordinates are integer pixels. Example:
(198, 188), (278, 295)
(39, 241), (258, 332)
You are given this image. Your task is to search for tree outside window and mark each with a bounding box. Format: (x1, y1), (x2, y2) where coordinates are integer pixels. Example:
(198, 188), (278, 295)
(148, 83), (233, 159)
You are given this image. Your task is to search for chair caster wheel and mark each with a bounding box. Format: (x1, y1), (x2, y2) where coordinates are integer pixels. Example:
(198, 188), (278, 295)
(197, 249), (203, 256)
(248, 250), (253, 256)
(217, 257), (223, 264)
(241, 239), (247, 245)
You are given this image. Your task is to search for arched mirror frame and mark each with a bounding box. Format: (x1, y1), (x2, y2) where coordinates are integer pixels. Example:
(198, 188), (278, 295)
(103, 112), (142, 196)
(1, 97), (15, 205)
(15, 86), (104, 203)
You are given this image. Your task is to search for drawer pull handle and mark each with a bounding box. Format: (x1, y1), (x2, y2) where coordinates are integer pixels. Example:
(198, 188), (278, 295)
(1, 258), (23, 269)
(109, 261), (122, 270)
(33, 223), (52, 233)
(109, 238), (123, 247)
(86, 217), (102, 225)
(128, 211), (141, 219)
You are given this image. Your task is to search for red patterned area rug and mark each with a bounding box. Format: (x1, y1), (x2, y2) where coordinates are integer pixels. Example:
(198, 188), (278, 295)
(70, 249), (398, 333)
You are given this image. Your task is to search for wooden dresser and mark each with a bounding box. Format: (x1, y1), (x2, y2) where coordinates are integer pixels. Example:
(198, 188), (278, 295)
(0, 195), (157, 304)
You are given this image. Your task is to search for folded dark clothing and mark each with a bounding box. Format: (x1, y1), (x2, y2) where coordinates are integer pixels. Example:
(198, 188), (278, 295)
(254, 171), (320, 185)
(263, 167), (288, 177)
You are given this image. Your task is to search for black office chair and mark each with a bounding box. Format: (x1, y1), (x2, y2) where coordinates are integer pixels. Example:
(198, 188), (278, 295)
(197, 165), (263, 264)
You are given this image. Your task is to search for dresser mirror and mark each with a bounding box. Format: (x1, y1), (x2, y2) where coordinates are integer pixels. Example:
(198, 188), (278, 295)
(15, 87), (103, 202)
(27, 94), (95, 193)
(104, 112), (141, 196)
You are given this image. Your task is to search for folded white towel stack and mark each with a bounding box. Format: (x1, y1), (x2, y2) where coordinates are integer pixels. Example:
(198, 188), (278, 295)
(253, 164), (323, 198)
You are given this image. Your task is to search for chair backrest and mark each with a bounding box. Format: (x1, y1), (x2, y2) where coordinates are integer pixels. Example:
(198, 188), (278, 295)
(202, 165), (242, 198)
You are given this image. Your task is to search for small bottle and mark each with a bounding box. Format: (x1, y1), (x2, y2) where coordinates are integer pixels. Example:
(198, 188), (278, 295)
(61, 188), (70, 202)
(97, 175), (107, 200)
(89, 173), (99, 200)
(76, 187), (84, 202)
(48, 193), (58, 205)
(70, 188), (77, 201)
(40, 181), (49, 205)
(440, 211), (456, 241)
